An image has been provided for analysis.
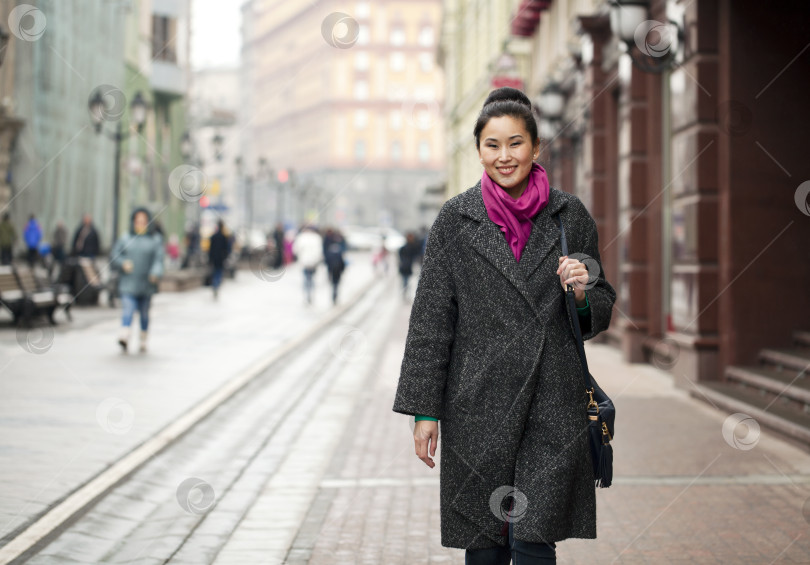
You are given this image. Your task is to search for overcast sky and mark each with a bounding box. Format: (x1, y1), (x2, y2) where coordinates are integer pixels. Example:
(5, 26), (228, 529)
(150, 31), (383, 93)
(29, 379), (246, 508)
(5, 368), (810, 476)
(190, 0), (242, 69)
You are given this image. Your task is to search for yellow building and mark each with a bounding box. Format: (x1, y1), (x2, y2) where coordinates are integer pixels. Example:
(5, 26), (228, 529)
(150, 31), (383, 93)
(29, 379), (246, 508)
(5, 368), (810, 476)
(241, 0), (445, 230)
(439, 0), (527, 197)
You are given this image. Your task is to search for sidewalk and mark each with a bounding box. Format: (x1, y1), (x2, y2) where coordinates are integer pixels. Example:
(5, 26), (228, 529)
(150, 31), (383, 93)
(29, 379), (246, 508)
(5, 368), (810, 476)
(0, 252), (379, 547)
(229, 299), (810, 564)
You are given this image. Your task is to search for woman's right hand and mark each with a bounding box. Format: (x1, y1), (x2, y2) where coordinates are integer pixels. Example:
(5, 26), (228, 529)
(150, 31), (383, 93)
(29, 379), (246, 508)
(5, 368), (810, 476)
(414, 420), (439, 469)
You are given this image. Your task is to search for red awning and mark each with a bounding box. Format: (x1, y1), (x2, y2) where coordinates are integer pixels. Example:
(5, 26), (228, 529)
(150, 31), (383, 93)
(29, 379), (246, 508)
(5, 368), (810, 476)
(510, 0), (552, 37)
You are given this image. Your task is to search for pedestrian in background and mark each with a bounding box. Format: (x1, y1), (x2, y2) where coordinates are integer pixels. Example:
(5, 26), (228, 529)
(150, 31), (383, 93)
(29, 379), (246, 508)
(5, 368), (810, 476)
(292, 225), (323, 305)
(111, 208), (164, 353)
(181, 222), (200, 269)
(208, 219), (231, 300)
(23, 214), (42, 268)
(272, 223), (285, 268)
(323, 227), (347, 305)
(52, 221), (67, 267)
(393, 87), (616, 564)
(0, 213), (16, 265)
(397, 232), (421, 298)
(71, 214), (100, 259)
(372, 234), (389, 275)
(166, 234), (180, 269)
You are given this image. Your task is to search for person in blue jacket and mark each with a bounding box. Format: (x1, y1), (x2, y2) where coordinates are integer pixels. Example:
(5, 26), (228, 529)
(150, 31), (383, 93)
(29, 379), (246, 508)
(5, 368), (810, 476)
(110, 208), (164, 353)
(23, 214), (42, 267)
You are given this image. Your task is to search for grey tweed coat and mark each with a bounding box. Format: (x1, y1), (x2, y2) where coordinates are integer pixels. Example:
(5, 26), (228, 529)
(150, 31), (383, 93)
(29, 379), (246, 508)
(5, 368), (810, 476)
(392, 181), (616, 550)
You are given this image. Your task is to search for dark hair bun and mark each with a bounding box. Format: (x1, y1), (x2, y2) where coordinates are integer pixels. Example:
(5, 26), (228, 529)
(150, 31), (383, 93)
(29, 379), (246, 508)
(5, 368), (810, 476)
(483, 87), (531, 110)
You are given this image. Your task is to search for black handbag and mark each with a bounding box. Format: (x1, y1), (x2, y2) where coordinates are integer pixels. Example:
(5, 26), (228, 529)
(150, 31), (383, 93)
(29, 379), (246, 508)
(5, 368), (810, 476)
(555, 214), (615, 488)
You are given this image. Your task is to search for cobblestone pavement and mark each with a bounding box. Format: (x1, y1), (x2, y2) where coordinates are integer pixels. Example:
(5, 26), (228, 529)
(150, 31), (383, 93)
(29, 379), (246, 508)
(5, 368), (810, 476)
(0, 252), (378, 548)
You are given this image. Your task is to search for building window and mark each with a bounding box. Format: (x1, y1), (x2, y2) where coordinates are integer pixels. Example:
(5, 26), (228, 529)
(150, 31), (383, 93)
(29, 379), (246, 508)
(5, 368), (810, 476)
(358, 24), (370, 45)
(414, 85), (435, 99)
(355, 140), (367, 161)
(418, 141), (430, 163)
(152, 15), (177, 62)
(389, 52), (405, 72)
(416, 109), (433, 130)
(418, 25), (434, 47)
(419, 52), (433, 73)
(354, 80), (369, 100)
(354, 51), (369, 71)
(390, 111), (403, 130)
(391, 140), (402, 161)
(355, 1), (370, 18)
(390, 25), (406, 46)
(354, 109), (368, 129)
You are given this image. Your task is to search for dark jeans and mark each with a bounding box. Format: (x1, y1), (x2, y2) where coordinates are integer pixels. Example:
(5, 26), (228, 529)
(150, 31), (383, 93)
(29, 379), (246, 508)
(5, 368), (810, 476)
(121, 294), (151, 331)
(465, 520), (556, 565)
(211, 267), (224, 290)
(303, 267), (316, 304)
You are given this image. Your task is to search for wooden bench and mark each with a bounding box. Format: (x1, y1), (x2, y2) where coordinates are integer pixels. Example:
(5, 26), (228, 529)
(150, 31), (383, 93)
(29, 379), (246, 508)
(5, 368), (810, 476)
(13, 265), (72, 325)
(0, 265), (26, 325)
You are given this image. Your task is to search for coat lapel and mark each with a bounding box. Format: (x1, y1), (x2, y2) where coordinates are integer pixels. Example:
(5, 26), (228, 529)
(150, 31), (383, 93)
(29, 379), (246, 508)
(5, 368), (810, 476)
(457, 182), (568, 305)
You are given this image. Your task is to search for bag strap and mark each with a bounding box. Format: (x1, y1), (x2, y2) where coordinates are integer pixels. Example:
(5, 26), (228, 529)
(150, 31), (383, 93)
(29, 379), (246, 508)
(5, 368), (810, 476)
(553, 214), (595, 393)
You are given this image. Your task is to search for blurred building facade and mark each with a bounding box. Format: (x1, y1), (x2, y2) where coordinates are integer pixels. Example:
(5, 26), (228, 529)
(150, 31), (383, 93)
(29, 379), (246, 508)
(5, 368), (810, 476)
(0, 0), (190, 255)
(240, 0), (445, 231)
(0, 0), (125, 251)
(187, 66), (240, 238)
(440, 0), (810, 435)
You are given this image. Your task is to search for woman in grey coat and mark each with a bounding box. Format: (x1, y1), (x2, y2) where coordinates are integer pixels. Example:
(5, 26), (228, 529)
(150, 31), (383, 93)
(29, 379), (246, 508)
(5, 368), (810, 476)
(110, 208), (164, 353)
(393, 88), (616, 564)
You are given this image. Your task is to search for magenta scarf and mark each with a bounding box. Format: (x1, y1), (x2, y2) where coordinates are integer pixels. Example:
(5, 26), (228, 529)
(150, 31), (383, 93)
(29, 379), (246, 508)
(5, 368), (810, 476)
(481, 162), (550, 261)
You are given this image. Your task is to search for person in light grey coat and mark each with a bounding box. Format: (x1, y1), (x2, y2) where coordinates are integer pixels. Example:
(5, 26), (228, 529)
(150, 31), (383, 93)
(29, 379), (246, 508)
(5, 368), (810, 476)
(393, 87), (616, 562)
(110, 207), (164, 353)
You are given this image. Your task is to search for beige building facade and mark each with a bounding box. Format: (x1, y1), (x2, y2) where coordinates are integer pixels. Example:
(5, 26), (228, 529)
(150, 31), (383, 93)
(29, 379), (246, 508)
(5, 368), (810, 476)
(241, 0), (445, 230)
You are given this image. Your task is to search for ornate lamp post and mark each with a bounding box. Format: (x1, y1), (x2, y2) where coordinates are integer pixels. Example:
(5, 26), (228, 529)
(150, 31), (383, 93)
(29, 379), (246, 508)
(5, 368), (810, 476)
(88, 89), (147, 243)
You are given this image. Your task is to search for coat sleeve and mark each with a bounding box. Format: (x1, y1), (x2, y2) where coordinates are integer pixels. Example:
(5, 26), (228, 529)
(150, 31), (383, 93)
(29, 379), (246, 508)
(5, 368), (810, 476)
(575, 202), (616, 341)
(392, 205), (458, 419)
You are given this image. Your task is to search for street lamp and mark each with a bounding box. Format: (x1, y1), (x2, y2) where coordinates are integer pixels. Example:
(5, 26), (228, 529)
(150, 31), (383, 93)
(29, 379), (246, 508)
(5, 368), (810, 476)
(88, 88), (148, 244)
(180, 131), (193, 161)
(212, 132), (224, 161)
(609, 0), (684, 73)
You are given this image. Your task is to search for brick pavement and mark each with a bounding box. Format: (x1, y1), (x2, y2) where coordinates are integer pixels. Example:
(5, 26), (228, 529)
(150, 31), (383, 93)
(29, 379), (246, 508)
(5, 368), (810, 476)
(281, 301), (810, 564)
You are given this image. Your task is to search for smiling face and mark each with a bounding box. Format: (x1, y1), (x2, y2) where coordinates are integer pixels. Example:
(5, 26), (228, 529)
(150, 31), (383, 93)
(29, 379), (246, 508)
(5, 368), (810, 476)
(133, 211), (149, 235)
(477, 115), (540, 199)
